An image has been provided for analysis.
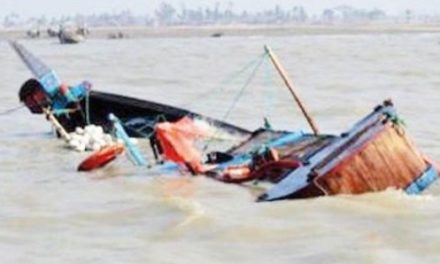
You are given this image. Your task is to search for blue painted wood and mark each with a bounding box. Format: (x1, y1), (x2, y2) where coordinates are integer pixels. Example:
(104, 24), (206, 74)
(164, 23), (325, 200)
(212, 131), (306, 171)
(405, 165), (438, 194)
(11, 41), (89, 110)
(39, 70), (61, 96)
(10, 41), (52, 79)
(267, 131), (305, 149)
(109, 113), (147, 166)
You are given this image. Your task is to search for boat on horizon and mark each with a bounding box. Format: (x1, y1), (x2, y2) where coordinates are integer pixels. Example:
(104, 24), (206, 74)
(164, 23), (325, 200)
(57, 25), (89, 44)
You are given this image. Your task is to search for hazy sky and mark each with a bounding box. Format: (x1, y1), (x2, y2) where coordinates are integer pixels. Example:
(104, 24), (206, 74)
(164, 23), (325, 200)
(1, 0), (439, 18)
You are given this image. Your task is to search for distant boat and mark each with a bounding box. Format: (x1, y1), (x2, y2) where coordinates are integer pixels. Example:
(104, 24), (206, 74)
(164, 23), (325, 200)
(211, 32), (224, 38)
(58, 25), (89, 44)
(58, 29), (85, 44)
(26, 29), (40, 39)
(47, 27), (59, 38)
(108, 31), (128, 39)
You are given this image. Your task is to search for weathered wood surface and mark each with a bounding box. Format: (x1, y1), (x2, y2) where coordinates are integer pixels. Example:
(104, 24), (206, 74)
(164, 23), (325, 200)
(317, 123), (426, 195)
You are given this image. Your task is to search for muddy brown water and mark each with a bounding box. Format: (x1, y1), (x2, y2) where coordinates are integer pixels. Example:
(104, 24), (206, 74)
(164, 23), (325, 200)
(1, 33), (440, 263)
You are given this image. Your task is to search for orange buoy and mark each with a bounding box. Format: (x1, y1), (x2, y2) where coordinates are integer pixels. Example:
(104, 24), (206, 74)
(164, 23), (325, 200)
(77, 143), (125, 172)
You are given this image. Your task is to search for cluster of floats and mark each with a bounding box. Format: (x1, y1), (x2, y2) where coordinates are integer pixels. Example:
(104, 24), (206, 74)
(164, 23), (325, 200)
(11, 41), (438, 202)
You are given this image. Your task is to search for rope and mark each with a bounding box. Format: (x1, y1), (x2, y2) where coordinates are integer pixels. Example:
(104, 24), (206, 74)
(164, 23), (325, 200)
(313, 176), (329, 196)
(121, 114), (168, 139)
(113, 52), (270, 167)
(389, 114), (406, 127)
(123, 52), (268, 162)
(117, 114), (176, 144)
(201, 53), (268, 152)
(122, 114), (240, 143)
(0, 104), (25, 116)
(179, 52), (268, 109)
(217, 53), (268, 92)
(85, 90), (91, 125)
(220, 53), (267, 122)
(123, 55), (269, 142)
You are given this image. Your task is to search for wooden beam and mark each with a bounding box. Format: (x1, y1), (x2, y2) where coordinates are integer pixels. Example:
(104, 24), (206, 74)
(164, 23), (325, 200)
(264, 45), (319, 135)
(43, 108), (71, 142)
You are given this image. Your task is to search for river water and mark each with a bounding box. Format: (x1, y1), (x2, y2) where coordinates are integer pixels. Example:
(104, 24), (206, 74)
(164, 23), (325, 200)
(1, 32), (440, 263)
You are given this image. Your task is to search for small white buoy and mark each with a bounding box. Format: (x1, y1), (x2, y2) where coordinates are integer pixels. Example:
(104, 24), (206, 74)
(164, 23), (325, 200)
(65, 125), (116, 152)
(75, 127), (85, 135)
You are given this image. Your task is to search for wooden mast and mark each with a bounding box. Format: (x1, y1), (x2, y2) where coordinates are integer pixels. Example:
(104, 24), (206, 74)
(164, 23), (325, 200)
(264, 45), (319, 135)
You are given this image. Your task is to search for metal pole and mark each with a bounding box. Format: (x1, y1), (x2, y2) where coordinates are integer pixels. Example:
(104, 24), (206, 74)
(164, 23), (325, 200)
(264, 45), (319, 135)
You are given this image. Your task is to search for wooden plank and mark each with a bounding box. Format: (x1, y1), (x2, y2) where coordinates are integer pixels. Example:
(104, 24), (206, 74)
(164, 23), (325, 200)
(319, 124), (426, 194)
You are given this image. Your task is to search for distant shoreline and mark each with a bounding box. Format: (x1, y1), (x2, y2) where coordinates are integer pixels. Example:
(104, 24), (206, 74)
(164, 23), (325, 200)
(2, 24), (440, 40)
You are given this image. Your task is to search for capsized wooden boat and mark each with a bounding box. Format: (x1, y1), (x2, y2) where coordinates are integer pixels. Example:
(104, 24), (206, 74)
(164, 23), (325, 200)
(11, 41), (250, 139)
(14, 40), (437, 200)
(153, 100), (438, 201)
(146, 45), (438, 201)
(256, 100), (438, 201)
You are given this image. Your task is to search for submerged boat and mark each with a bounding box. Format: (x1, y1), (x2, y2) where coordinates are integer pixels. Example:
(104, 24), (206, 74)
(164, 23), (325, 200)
(11, 41), (250, 139)
(12, 40), (438, 201)
(154, 100), (438, 201)
(148, 46), (438, 201)
(257, 100), (438, 201)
